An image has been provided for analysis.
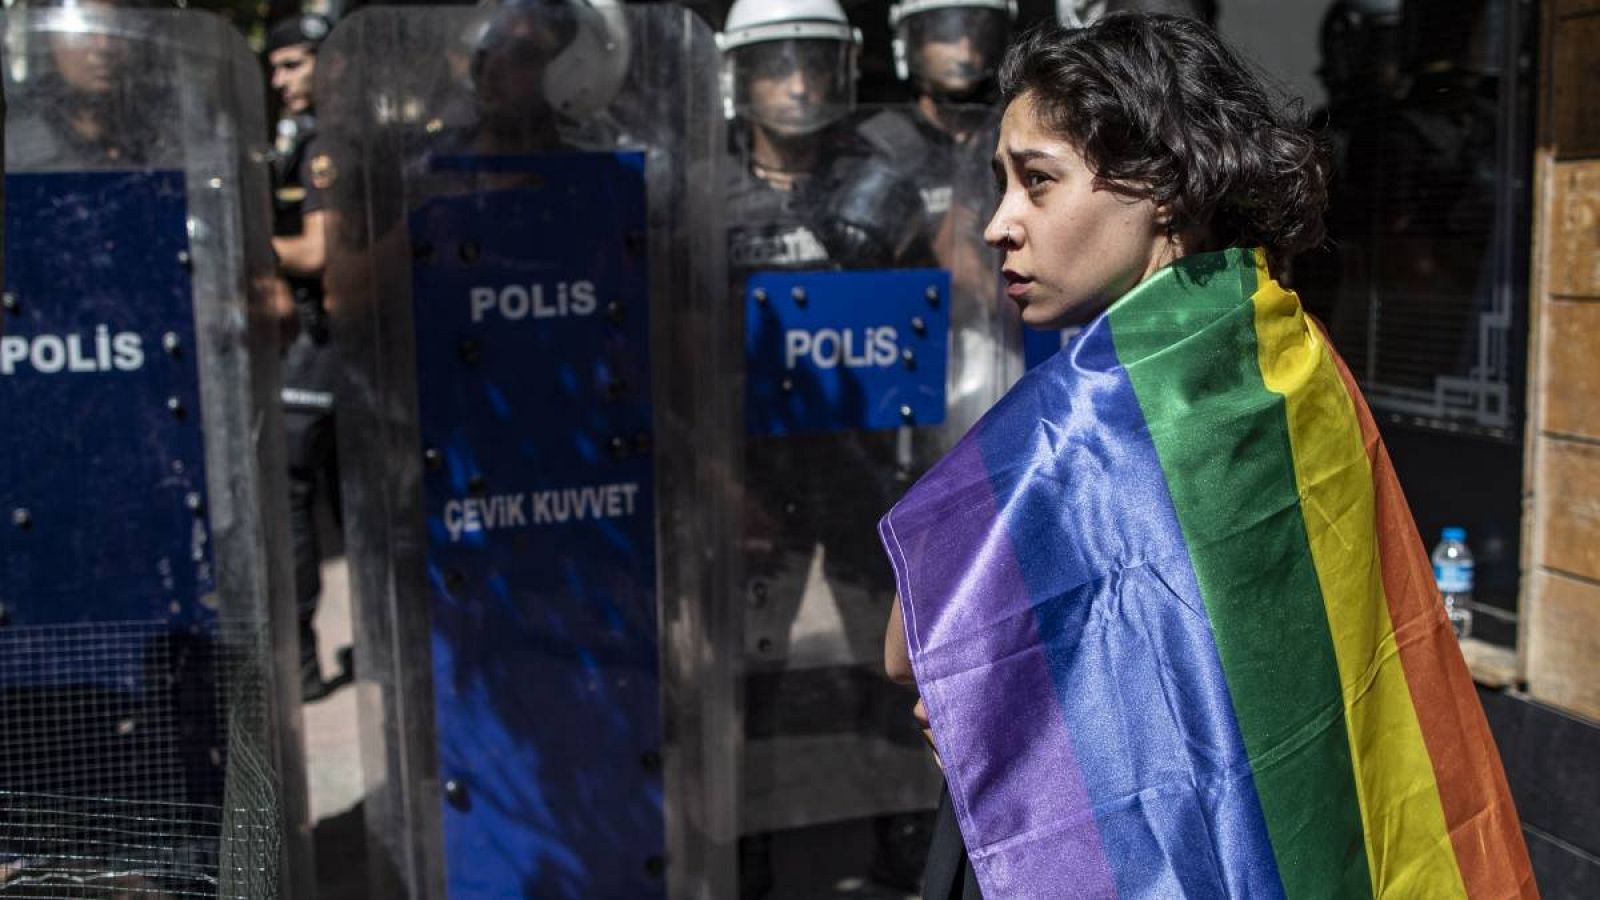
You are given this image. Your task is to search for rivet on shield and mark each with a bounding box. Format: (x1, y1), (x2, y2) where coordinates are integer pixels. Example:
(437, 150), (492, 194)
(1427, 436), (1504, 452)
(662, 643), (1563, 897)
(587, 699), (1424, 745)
(458, 339), (481, 365)
(423, 448), (443, 471)
(902, 348), (917, 371)
(1, 292), (17, 313)
(911, 316), (927, 335)
(606, 301), (626, 324)
(791, 286), (807, 307)
(10, 509), (32, 530)
(162, 332), (182, 355)
(609, 436), (630, 458)
(753, 288), (769, 305)
(166, 396), (186, 419)
(176, 250), (193, 269)
(185, 493), (205, 515)
(900, 405), (915, 423)
(457, 241), (481, 264)
(443, 779), (470, 811)
(780, 377), (794, 393)
(925, 286), (941, 307)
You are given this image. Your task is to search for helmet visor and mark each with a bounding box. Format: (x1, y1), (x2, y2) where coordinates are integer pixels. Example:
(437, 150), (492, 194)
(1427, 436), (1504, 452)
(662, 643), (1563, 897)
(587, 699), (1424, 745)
(731, 38), (853, 136)
(901, 8), (1009, 95)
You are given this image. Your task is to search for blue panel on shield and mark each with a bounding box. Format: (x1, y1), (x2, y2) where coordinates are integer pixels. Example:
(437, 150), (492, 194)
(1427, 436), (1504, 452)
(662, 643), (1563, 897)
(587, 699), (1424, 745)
(745, 268), (950, 436)
(409, 152), (663, 899)
(0, 171), (214, 641)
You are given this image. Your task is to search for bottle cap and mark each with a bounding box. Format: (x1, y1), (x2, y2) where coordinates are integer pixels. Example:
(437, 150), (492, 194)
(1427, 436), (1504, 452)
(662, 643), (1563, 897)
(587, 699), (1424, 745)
(1442, 526), (1467, 542)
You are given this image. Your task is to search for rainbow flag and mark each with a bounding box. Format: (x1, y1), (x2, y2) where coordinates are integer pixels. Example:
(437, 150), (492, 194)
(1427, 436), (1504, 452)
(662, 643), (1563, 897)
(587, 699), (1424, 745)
(879, 248), (1535, 898)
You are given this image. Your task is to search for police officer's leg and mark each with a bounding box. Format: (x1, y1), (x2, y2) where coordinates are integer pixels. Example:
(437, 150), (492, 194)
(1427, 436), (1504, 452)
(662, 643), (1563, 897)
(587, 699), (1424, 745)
(286, 407), (330, 698)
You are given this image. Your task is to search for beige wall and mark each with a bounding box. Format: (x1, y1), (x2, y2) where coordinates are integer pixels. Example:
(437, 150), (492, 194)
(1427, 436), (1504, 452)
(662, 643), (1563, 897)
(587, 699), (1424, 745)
(1523, 0), (1600, 721)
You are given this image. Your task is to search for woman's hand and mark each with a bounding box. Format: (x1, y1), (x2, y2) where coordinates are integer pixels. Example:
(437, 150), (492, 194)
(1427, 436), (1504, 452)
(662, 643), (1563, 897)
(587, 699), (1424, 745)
(913, 696), (941, 770)
(884, 594), (914, 684)
(887, 597), (941, 767)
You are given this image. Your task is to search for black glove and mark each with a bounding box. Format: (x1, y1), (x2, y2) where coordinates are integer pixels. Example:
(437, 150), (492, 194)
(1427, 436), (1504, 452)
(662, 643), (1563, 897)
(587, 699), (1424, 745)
(814, 154), (924, 269)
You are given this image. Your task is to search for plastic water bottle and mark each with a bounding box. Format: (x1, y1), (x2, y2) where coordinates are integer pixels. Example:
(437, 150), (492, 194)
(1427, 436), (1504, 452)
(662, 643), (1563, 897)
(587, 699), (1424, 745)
(1432, 527), (1474, 640)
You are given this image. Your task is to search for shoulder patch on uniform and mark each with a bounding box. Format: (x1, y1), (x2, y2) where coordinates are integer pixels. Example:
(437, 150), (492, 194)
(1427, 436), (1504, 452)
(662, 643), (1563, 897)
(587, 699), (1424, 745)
(310, 154), (337, 190)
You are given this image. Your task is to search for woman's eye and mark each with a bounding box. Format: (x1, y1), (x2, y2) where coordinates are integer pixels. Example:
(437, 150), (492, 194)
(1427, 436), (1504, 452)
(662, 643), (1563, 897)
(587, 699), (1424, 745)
(1025, 171), (1052, 190)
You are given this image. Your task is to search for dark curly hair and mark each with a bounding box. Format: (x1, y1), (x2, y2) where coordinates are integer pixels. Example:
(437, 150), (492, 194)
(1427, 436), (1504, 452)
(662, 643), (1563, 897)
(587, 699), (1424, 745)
(998, 15), (1328, 270)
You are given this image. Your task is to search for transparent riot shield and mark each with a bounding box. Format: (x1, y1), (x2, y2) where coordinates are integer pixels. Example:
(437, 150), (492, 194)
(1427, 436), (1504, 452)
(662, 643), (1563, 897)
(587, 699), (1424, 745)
(2, 76), (5, 286)
(320, 5), (736, 898)
(728, 100), (1012, 880)
(0, 7), (304, 898)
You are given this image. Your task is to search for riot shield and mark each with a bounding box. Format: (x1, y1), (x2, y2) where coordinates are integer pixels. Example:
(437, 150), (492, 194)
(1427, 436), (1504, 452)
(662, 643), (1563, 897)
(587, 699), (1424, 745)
(728, 100), (1012, 873)
(320, 6), (737, 898)
(0, 7), (304, 897)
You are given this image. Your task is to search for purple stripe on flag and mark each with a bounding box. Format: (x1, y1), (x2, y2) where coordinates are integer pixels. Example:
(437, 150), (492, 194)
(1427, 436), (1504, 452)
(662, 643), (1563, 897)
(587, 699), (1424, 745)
(881, 433), (1118, 898)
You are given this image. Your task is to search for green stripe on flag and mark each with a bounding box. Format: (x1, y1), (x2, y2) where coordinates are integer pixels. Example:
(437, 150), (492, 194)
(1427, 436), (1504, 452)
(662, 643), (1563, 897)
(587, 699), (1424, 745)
(1107, 249), (1371, 899)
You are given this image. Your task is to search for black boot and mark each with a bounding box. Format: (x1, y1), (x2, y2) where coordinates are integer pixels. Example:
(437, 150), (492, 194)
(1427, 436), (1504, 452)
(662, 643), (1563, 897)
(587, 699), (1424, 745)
(300, 629), (330, 702)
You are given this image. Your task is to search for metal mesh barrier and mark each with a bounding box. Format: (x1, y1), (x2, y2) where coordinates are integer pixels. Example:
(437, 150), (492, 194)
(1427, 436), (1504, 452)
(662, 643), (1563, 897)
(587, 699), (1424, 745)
(0, 620), (280, 899)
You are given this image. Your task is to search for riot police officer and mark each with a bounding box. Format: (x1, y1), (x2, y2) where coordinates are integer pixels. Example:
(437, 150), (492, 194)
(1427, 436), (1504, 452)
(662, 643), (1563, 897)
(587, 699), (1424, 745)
(3, 0), (304, 885)
(888, 0), (1014, 145)
(320, 4), (735, 896)
(720, 0), (923, 270)
(881, 0), (1015, 361)
(6, 0), (175, 169)
(719, 0), (937, 894)
(266, 13), (341, 702)
(1059, 0), (1217, 26)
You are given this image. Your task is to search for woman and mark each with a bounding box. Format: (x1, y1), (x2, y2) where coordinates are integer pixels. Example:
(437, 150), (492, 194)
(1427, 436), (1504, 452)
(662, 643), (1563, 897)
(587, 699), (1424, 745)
(881, 15), (1535, 900)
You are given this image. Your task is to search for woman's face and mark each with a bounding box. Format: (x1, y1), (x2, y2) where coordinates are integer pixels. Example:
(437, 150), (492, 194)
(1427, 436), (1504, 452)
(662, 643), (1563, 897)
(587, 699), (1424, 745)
(984, 91), (1173, 328)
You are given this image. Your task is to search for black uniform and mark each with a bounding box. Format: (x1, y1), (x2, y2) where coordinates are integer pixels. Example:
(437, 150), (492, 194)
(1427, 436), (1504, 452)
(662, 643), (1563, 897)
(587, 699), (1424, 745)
(7, 86), (176, 170)
(728, 126), (940, 896)
(845, 104), (1004, 900)
(729, 133), (917, 634)
(272, 114), (340, 689)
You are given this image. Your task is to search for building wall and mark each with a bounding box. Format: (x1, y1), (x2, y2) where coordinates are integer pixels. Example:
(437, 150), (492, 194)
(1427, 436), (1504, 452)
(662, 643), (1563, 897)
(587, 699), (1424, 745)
(1524, 0), (1600, 723)
(1217, 0), (1335, 108)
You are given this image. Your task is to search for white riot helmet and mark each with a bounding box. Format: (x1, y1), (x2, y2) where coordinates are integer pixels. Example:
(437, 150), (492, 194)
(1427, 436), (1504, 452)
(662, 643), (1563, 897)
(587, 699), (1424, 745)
(471, 0), (631, 121)
(1056, 0), (1108, 27)
(1060, 0), (1215, 25)
(716, 0), (861, 136)
(888, 0), (1017, 96)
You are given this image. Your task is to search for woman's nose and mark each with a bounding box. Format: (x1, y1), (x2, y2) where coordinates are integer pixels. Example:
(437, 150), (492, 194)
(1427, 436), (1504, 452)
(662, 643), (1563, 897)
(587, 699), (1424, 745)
(983, 208), (1015, 249)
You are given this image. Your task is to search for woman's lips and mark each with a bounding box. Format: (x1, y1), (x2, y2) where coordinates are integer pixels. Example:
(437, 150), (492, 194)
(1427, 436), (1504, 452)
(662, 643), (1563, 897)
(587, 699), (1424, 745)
(1003, 270), (1033, 300)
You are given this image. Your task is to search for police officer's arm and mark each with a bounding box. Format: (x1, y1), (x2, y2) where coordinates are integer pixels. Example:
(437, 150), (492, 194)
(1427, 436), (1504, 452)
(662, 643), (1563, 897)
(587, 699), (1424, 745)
(272, 210), (326, 277)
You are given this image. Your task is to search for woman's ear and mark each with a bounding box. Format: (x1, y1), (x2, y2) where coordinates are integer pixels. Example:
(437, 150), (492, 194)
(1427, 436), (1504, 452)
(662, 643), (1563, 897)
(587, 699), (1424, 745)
(1153, 201), (1176, 236)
